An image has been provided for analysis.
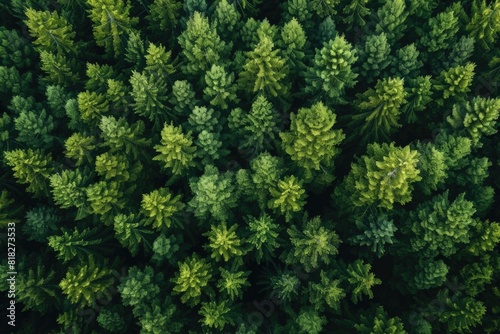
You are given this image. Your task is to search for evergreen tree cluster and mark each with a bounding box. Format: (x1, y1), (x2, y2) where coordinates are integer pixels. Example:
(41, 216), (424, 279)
(1, 0), (500, 333)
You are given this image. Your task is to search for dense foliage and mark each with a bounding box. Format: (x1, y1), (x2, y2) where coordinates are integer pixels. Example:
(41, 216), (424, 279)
(1, 0), (499, 333)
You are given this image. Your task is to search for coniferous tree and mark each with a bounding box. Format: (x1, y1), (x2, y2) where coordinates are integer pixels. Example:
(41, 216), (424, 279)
(171, 254), (213, 305)
(16, 263), (59, 313)
(357, 33), (391, 83)
(467, 0), (500, 50)
(349, 77), (407, 143)
(24, 8), (77, 55)
(375, 0), (408, 43)
(141, 188), (184, 230)
(4, 149), (54, 197)
(268, 175), (307, 222)
(59, 256), (114, 307)
(203, 64), (238, 110)
(280, 102), (344, 182)
(305, 35), (358, 104)
(346, 259), (382, 304)
(246, 212), (282, 263)
(238, 34), (289, 99)
(188, 165), (239, 222)
(86, 0), (138, 56)
(178, 11), (227, 76)
(343, 143), (421, 210)
(354, 306), (407, 333)
(153, 122), (196, 175)
(284, 215), (341, 272)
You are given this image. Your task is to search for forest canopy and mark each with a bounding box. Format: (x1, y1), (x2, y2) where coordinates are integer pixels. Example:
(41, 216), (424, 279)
(1, 0), (500, 333)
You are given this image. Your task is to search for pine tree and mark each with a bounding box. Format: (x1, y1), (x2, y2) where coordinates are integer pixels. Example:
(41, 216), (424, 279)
(129, 70), (170, 124)
(118, 266), (163, 313)
(305, 35), (358, 104)
(85, 62), (116, 93)
(188, 165), (239, 222)
(204, 222), (245, 262)
(285, 215), (341, 272)
(178, 11), (227, 76)
(4, 149), (54, 197)
(420, 8), (459, 53)
(246, 213), (282, 263)
(357, 33), (391, 83)
(0, 27), (33, 69)
(349, 77), (407, 143)
(268, 175), (307, 222)
(408, 191), (476, 258)
(95, 152), (142, 182)
(49, 170), (90, 212)
(64, 133), (96, 166)
(388, 44), (423, 78)
(350, 212), (397, 257)
(375, 0), (408, 43)
(171, 254), (213, 305)
(23, 206), (60, 243)
(170, 80), (197, 115)
(14, 108), (55, 149)
(308, 270), (345, 312)
(213, 0), (242, 40)
(48, 227), (108, 263)
(39, 51), (79, 85)
(343, 142), (421, 210)
(346, 259), (382, 304)
(403, 258), (449, 291)
(59, 256), (114, 307)
(77, 90), (110, 124)
(203, 64), (238, 110)
(355, 306), (407, 333)
(146, 0), (182, 34)
(86, 180), (125, 219)
(279, 18), (307, 77)
(434, 63), (475, 105)
(438, 292), (486, 333)
(17, 263), (58, 313)
(199, 300), (234, 330)
(270, 270), (300, 302)
(113, 213), (154, 256)
(217, 266), (250, 300)
(144, 42), (176, 82)
(467, 0), (500, 50)
(414, 141), (448, 195)
(24, 8), (77, 54)
(99, 116), (151, 160)
(343, 0), (370, 29)
(153, 122), (196, 175)
(140, 188), (184, 230)
(280, 102), (344, 181)
(296, 309), (327, 334)
(236, 95), (280, 156)
(86, 0), (139, 56)
(238, 35), (289, 98)
(401, 76), (432, 124)
(46, 85), (73, 118)
(447, 97), (500, 147)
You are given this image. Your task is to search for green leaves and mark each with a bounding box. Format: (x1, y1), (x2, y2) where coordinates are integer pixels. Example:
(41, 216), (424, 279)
(268, 175), (307, 222)
(344, 143), (421, 210)
(281, 102), (344, 181)
(87, 0), (138, 56)
(285, 216), (341, 272)
(141, 188), (184, 230)
(306, 35), (358, 104)
(153, 122), (196, 175)
(204, 222), (245, 262)
(172, 254), (213, 305)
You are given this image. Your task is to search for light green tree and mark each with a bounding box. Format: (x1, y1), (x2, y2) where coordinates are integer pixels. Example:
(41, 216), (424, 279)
(280, 102), (344, 181)
(238, 35), (289, 98)
(204, 222), (245, 262)
(141, 188), (184, 230)
(86, 0), (138, 56)
(344, 143), (421, 210)
(59, 256), (114, 307)
(153, 122), (196, 175)
(171, 254), (213, 305)
(268, 175), (307, 222)
(346, 259), (382, 304)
